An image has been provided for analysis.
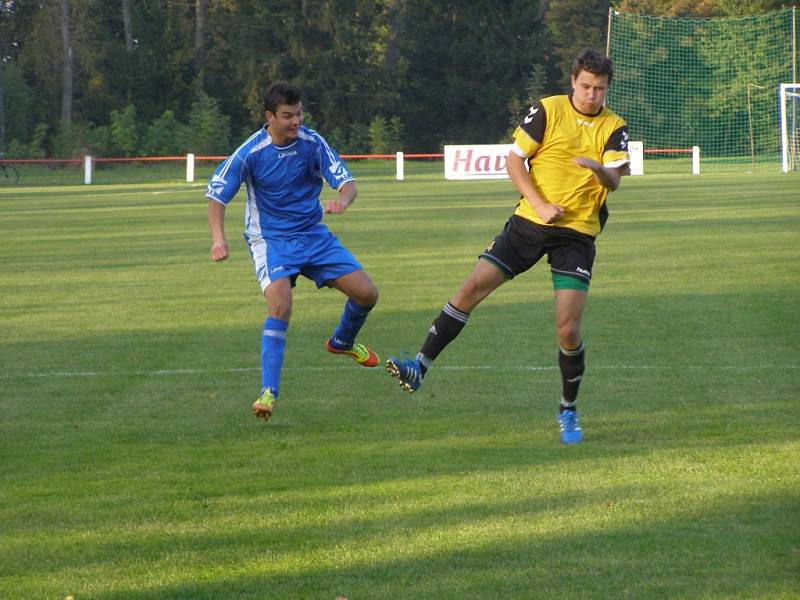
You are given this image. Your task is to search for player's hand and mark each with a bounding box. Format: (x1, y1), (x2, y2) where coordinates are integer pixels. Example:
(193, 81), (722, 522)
(575, 157), (621, 190)
(536, 203), (565, 224)
(324, 200), (349, 214)
(210, 240), (229, 261)
(575, 157), (602, 171)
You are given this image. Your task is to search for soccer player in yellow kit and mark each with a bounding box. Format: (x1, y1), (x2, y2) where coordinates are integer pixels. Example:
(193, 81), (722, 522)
(387, 49), (630, 444)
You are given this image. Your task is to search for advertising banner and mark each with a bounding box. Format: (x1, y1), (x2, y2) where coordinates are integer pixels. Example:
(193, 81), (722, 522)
(443, 144), (513, 180)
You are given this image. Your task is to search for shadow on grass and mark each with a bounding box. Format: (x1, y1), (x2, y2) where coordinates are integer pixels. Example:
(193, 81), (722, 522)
(2, 292), (799, 598)
(25, 490), (799, 599)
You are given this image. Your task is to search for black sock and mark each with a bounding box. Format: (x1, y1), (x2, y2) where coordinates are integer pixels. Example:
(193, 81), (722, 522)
(418, 302), (470, 371)
(559, 343), (585, 411)
(559, 399), (577, 413)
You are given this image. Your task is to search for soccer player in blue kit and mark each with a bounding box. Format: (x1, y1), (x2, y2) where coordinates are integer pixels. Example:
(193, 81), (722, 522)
(206, 82), (380, 422)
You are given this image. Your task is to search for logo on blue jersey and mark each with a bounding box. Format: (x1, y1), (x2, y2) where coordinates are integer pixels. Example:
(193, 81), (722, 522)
(328, 159), (349, 181)
(207, 174), (227, 195)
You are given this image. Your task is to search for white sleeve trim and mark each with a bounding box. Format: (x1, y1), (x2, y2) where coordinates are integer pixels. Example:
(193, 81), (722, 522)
(336, 177), (355, 191)
(604, 158), (630, 168)
(510, 143), (528, 158)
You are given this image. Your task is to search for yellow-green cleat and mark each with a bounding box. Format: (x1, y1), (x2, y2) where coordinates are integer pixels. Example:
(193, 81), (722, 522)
(325, 338), (380, 367)
(252, 388), (277, 422)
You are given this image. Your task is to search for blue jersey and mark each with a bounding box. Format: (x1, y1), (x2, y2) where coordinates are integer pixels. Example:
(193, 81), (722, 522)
(206, 126), (354, 237)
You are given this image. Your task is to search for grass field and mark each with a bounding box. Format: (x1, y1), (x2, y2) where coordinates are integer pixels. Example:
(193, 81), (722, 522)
(1, 165), (799, 599)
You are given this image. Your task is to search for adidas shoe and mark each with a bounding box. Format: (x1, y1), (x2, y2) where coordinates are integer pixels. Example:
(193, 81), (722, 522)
(558, 410), (583, 444)
(385, 355), (423, 393)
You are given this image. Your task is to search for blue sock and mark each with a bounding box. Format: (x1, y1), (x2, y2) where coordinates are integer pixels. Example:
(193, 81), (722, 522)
(262, 317), (288, 397)
(329, 299), (372, 350)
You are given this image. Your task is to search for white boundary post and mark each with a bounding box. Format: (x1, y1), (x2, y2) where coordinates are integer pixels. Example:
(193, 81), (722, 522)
(692, 146), (700, 175)
(395, 151), (404, 181)
(84, 156), (92, 184)
(186, 153), (195, 182)
(628, 141), (644, 175)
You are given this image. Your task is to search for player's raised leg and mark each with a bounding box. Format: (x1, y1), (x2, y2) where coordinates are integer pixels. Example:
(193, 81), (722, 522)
(387, 258), (506, 392)
(326, 269), (380, 367)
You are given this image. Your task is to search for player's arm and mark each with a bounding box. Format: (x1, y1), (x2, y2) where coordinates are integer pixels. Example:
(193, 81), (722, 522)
(575, 124), (631, 191)
(574, 157), (628, 191)
(507, 151), (564, 224)
(208, 199), (229, 261)
(325, 181), (357, 214)
(508, 101), (564, 224)
(206, 150), (248, 261)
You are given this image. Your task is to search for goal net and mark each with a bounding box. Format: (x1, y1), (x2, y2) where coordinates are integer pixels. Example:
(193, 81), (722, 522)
(607, 8), (798, 173)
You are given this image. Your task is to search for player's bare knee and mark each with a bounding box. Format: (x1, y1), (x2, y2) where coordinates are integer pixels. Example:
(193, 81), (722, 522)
(558, 325), (582, 350)
(357, 285), (379, 309)
(453, 278), (485, 311)
(267, 303), (292, 321)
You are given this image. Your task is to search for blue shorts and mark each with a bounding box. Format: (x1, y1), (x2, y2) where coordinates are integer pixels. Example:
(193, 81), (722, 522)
(246, 224), (362, 292)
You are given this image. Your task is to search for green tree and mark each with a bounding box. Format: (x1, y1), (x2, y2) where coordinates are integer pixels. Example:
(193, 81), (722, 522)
(143, 110), (187, 156)
(325, 126), (346, 151)
(184, 93), (230, 155)
(110, 104), (139, 157)
(6, 122), (47, 159)
(387, 116), (404, 152)
(347, 122), (371, 154)
(613, 0), (787, 17)
(395, 0), (547, 150)
(367, 115), (405, 153)
(84, 124), (112, 157)
(543, 0), (610, 89)
(505, 62), (550, 140)
(11, 0), (789, 159)
(368, 115), (390, 153)
(1, 65), (33, 147)
(0, 0), (27, 151)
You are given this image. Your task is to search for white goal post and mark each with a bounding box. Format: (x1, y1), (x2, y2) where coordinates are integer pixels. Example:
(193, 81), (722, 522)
(780, 83), (800, 173)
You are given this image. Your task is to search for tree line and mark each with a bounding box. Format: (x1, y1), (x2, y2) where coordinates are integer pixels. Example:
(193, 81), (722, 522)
(0, 0), (787, 159)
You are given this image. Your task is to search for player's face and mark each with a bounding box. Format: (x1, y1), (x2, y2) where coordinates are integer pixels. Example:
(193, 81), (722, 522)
(571, 71), (609, 115)
(265, 102), (304, 145)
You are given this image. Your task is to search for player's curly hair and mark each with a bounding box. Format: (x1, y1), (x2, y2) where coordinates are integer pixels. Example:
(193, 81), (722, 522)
(571, 49), (614, 83)
(264, 82), (302, 114)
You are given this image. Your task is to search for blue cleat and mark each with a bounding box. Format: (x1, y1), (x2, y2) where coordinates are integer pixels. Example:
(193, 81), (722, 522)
(558, 410), (583, 444)
(385, 355), (423, 393)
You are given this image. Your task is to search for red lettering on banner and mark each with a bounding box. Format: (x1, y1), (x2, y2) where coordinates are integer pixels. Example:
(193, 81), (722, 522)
(452, 149), (473, 172)
(475, 155), (490, 172)
(444, 144), (513, 179)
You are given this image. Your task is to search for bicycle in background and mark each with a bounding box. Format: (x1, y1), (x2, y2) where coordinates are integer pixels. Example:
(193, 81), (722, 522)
(0, 153), (19, 185)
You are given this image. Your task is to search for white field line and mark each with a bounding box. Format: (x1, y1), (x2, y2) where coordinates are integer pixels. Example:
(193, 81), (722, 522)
(151, 183), (204, 195)
(0, 363), (796, 381)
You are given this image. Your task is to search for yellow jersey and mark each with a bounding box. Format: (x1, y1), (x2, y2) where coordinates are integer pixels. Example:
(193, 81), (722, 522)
(512, 95), (629, 237)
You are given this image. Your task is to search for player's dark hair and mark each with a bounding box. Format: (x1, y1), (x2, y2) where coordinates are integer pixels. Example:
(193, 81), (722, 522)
(571, 49), (614, 83)
(264, 82), (302, 114)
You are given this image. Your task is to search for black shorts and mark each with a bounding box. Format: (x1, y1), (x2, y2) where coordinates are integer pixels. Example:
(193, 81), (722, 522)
(480, 215), (596, 288)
